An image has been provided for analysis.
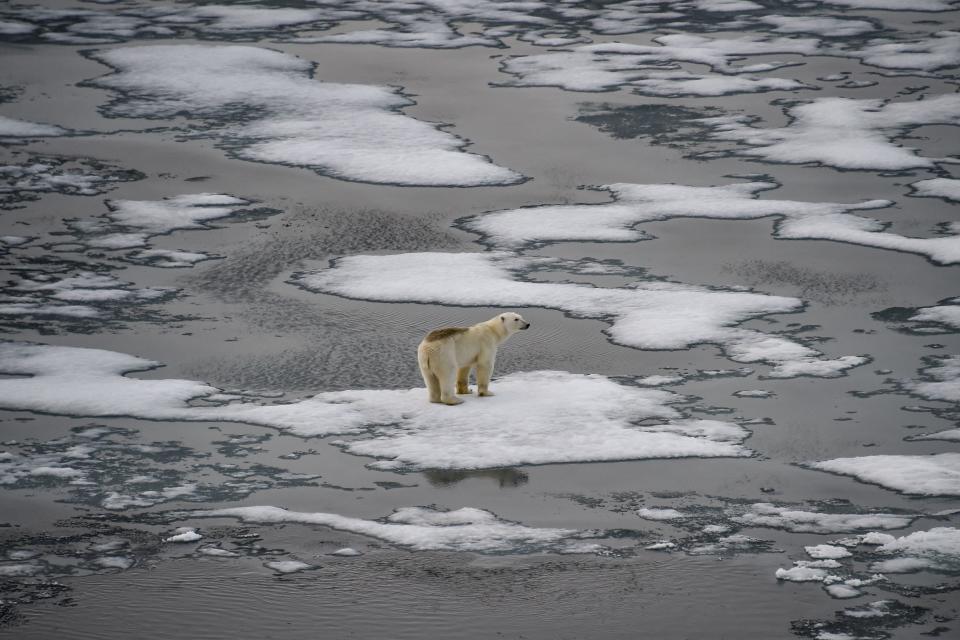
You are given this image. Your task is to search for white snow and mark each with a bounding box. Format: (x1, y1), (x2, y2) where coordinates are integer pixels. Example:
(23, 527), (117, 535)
(637, 508), (689, 521)
(734, 389), (774, 398)
(760, 15), (876, 37)
(105, 194), (250, 234)
(775, 565), (833, 582)
(809, 453), (960, 496)
(0, 115), (68, 137)
(193, 505), (596, 554)
(806, 544), (853, 559)
(88, 45), (522, 187)
(0, 342), (753, 469)
(295, 251), (866, 378)
(841, 31), (960, 72)
(703, 95), (960, 172)
(905, 356), (960, 402)
(164, 528), (203, 543)
(464, 180), (960, 265)
(264, 560), (313, 573)
(910, 177), (960, 202)
(732, 503), (915, 533)
(500, 35), (819, 94)
(909, 306), (960, 329)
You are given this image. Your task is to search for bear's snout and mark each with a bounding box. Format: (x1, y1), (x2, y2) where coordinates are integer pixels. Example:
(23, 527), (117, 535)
(521, 322), (530, 330)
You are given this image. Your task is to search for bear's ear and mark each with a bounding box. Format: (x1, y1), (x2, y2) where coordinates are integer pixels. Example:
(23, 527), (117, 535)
(500, 315), (505, 323)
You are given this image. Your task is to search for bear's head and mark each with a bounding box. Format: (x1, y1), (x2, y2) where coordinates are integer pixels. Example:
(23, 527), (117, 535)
(499, 312), (531, 334)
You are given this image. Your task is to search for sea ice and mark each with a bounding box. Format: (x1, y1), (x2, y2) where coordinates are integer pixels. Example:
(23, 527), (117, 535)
(702, 95), (960, 172)
(806, 544), (853, 559)
(637, 508), (689, 521)
(500, 35), (819, 94)
(0, 115), (69, 137)
(164, 528), (203, 543)
(0, 342), (753, 469)
(264, 560), (313, 574)
(903, 356), (960, 402)
(910, 177), (960, 202)
(87, 45), (523, 187)
(462, 180), (960, 265)
(295, 251), (867, 377)
(808, 453), (960, 496)
(193, 505), (596, 554)
(733, 503), (915, 533)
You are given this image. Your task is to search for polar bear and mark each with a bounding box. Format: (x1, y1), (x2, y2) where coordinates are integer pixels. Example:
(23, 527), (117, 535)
(417, 312), (530, 405)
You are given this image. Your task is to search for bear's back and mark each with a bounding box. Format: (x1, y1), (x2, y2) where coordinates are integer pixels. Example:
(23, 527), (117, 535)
(424, 327), (469, 342)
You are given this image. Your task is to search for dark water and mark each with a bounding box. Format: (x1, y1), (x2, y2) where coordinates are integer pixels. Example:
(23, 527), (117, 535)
(2, 1), (959, 638)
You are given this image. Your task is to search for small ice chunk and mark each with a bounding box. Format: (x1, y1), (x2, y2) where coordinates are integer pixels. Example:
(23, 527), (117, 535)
(637, 507), (688, 521)
(164, 528), (203, 543)
(0, 115), (69, 138)
(330, 547), (362, 557)
(264, 560), (314, 574)
(806, 544), (853, 559)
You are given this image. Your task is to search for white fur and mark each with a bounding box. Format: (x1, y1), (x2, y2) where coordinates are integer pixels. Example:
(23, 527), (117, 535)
(417, 312), (530, 405)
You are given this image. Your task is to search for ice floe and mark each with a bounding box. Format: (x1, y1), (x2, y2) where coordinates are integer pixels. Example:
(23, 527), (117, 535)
(903, 355), (960, 402)
(0, 115), (69, 138)
(499, 35), (818, 95)
(840, 31), (960, 72)
(0, 342), (754, 470)
(873, 527), (960, 573)
(3, 270), (175, 322)
(192, 505), (599, 554)
(759, 15), (877, 38)
(732, 503), (916, 533)
(87, 45), (523, 187)
(910, 177), (960, 202)
(463, 180), (960, 265)
(264, 560), (314, 574)
(164, 528), (203, 543)
(0, 155), (142, 206)
(701, 95), (960, 171)
(808, 453), (960, 496)
(295, 251), (867, 377)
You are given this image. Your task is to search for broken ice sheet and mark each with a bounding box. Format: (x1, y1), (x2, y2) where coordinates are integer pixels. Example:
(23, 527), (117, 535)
(294, 251), (867, 378)
(0, 342), (754, 471)
(190, 505), (602, 554)
(700, 95), (960, 171)
(807, 453), (960, 496)
(461, 179), (960, 265)
(86, 44), (524, 187)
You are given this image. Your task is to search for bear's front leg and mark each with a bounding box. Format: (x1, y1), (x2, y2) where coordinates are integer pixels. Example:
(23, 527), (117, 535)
(456, 366), (471, 395)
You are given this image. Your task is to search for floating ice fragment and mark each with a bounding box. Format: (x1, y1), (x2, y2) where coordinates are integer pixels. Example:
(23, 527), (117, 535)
(264, 560), (313, 574)
(808, 453), (960, 496)
(0, 115), (69, 137)
(331, 547), (361, 557)
(637, 508), (688, 521)
(87, 45), (523, 187)
(702, 95), (960, 172)
(807, 544), (853, 559)
(295, 251), (866, 378)
(733, 503), (915, 533)
(164, 528), (203, 543)
(193, 505), (595, 554)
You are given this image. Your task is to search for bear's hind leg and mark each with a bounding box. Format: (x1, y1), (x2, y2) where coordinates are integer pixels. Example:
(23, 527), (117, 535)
(439, 369), (463, 405)
(419, 359), (442, 403)
(476, 360), (495, 397)
(456, 366), (471, 395)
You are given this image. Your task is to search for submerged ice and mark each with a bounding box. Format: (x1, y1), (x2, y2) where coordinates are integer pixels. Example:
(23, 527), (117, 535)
(87, 45), (523, 187)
